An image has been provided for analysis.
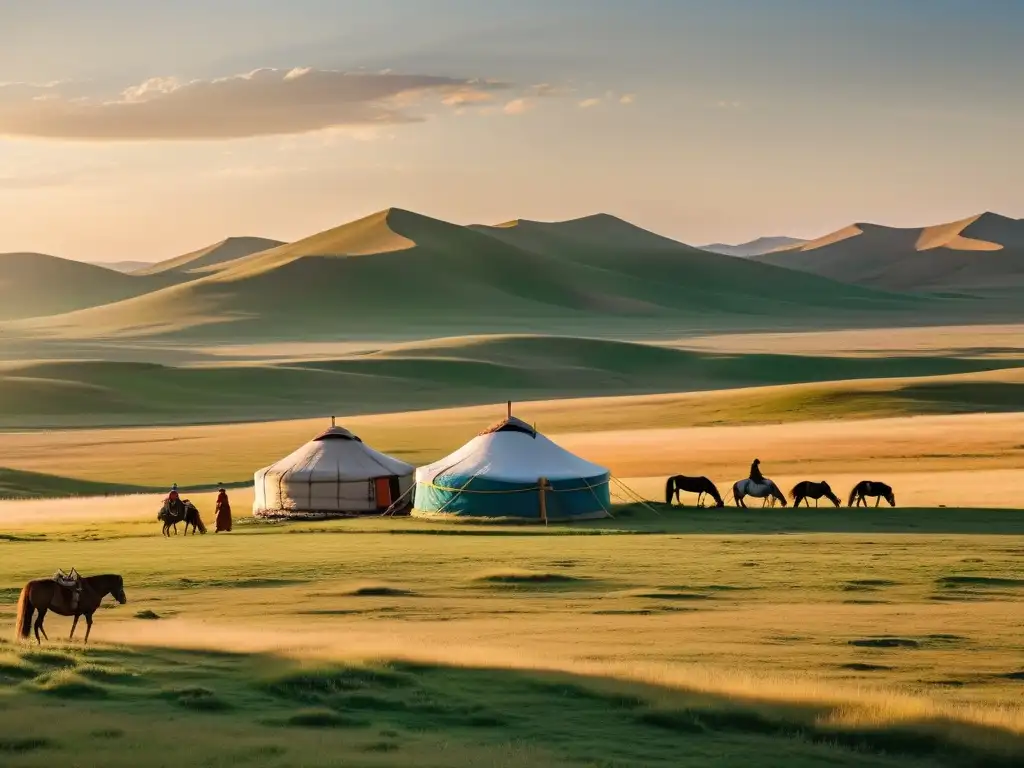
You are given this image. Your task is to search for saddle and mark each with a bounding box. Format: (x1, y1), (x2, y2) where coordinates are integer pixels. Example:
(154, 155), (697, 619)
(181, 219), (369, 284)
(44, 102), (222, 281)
(163, 498), (187, 518)
(53, 568), (83, 610)
(53, 567), (81, 589)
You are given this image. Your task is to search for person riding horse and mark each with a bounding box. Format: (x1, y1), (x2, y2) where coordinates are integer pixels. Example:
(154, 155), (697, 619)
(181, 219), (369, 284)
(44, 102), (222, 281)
(749, 459), (766, 487)
(165, 483), (183, 515)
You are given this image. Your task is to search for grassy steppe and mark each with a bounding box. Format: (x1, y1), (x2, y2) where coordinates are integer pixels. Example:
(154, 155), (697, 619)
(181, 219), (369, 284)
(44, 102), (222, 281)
(1, 335), (1022, 428)
(2, 509), (1024, 767)
(7, 209), (937, 342)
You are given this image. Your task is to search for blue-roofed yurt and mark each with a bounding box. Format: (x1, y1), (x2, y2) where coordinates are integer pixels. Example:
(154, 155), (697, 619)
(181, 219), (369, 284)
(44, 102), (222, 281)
(412, 413), (611, 521)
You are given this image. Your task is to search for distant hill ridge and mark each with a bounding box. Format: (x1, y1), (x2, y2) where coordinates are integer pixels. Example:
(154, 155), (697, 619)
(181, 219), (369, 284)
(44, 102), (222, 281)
(136, 235), (285, 276)
(5, 206), (924, 341)
(755, 211), (1024, 291)
(700, 236), (806, 257)
(0, 252), (160, 321)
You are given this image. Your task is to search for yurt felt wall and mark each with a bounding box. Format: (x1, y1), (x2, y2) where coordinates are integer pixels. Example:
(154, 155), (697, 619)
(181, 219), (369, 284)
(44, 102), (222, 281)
(253, 425), (414, 518)
(413, 416), (610, 521)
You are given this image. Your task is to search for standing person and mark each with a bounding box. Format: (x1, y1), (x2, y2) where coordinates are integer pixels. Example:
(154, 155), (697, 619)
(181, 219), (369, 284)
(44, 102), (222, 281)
(215, 484), (232, 533)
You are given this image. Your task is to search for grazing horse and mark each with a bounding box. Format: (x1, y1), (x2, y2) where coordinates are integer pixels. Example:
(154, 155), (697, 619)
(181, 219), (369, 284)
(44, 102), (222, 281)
(14, 574), (126, 645)
(791, 480), (841, 508)
(158, 499), (207, 536)
(732, 478), (788, 508)
(665, 475), (724, 508)
(848, 481), (896, 507)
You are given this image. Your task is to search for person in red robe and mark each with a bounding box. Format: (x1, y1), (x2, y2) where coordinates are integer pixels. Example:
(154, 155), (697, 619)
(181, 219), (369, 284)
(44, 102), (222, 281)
(215, 485), (232, 533)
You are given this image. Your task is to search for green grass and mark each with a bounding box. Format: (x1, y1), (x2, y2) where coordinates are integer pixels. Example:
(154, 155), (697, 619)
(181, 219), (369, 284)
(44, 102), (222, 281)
(0, 336), (1020, 428)
(1, 507), (1024, 766)
(0, 468), (152, 500)
(0, 643), (1021, 767)
(7, 207), (939, 344)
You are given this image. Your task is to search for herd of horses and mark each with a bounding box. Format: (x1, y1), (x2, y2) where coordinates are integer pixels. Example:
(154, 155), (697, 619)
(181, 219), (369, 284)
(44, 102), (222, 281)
(13, 476), (896, 647)
(665, 475), (896, 509)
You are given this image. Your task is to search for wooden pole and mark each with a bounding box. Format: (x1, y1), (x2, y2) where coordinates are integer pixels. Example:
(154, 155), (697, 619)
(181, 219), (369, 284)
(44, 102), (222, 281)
(507, 400), (512, 419)
(538, 477), (548, 525)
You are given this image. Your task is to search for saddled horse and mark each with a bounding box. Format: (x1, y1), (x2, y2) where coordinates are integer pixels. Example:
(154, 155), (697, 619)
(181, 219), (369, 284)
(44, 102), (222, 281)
(665, 475), (724, 508)
(158, 498), (207, 536)
(848, 480), (896, 507)
(791, 480), (841, 508)
(15, 573), (126, 645)
(732, 478), (788, 508)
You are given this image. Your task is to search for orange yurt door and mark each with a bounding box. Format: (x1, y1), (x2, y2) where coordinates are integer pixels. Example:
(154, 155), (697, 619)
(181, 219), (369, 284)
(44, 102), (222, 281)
(374, 477), (393, 510)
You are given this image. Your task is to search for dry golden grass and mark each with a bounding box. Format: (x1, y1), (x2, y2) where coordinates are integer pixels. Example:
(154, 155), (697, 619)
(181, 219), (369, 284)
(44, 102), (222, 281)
(0, 404), (1021, 510)
(676, 323), (1024, 358)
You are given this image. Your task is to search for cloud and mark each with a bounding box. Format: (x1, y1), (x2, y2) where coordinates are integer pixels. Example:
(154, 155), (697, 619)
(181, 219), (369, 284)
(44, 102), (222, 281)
(530, 83), (572, 98)
(0, 68), (511, 141)
(619, 93), (635, 105)
(441, 88), (496, 107)
(502, 98), (533, 115)
(578, 98), (602, 108)
(716, 100), (743, 110)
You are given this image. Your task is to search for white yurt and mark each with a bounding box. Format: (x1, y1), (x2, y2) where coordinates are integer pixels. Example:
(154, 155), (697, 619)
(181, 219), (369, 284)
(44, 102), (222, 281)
(412, 409), (611, 521)
(253, 421), (415, 518)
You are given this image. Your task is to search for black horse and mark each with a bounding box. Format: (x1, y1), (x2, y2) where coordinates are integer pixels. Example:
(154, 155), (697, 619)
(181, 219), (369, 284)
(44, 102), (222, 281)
(790, 481), (841, 508)
(848, 481), (896, 507)
(158, 499), (207, 536)
(665, 475), (724, 508)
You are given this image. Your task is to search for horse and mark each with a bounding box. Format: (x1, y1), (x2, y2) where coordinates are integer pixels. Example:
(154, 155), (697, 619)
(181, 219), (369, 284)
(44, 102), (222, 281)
(732, 478), (788, 508)
(158, 499), (207, 536)
(664, 475), (724, 508)
(848, 481), (896, 507)
(14, 574), (126, 645)
(790, 480), (841, 508)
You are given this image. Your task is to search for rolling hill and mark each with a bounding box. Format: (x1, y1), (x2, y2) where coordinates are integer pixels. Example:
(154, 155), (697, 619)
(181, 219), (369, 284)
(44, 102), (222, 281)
(0, 334), (1018, 428)
(135, 235), (285, 277)
(700, 236), (806, 257)
(754, 212), (1024, 292)
(8, 208), (928, 342)
(97, 260), (154, 273)
(0, 252), (171, 321)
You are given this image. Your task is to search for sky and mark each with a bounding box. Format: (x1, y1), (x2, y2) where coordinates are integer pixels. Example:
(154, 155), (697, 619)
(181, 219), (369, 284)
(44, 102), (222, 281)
(1, 0), (1022, 262)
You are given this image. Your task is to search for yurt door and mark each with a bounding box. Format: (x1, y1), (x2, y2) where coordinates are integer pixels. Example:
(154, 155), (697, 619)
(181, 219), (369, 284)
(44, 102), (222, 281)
(374, 477), (393, 510)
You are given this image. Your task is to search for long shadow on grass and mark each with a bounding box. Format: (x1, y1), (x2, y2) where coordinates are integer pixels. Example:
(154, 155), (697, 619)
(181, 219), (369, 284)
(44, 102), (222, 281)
(3, 641), (1021, 767)
(569, 504), (1024, 536)
(247, 504), (1024, 538)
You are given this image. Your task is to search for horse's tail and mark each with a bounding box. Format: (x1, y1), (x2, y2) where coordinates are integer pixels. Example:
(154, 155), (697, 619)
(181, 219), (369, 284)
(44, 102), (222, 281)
(788, 482), (801, 502)
(847, 483), (860, 507)
(664, 477), (674, 505)
(14, 585), (33, 640)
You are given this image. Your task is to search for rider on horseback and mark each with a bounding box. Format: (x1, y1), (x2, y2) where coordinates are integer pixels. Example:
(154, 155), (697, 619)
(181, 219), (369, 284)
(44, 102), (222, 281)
(749, 459), (766, 486)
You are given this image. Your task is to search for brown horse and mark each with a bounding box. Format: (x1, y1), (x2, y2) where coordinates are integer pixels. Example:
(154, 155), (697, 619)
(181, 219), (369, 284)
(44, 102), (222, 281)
(790, 480), (841, 508)
(848, 480), (896, 507)
(159, 499), (207, 536)
(14, 574), (126, 645)
(664, 475), (725, 507)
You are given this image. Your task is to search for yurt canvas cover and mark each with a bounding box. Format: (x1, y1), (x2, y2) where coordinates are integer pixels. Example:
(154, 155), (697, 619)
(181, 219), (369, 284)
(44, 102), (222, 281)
(413, 416), (611, 520)
(253, 425), (414, 518)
